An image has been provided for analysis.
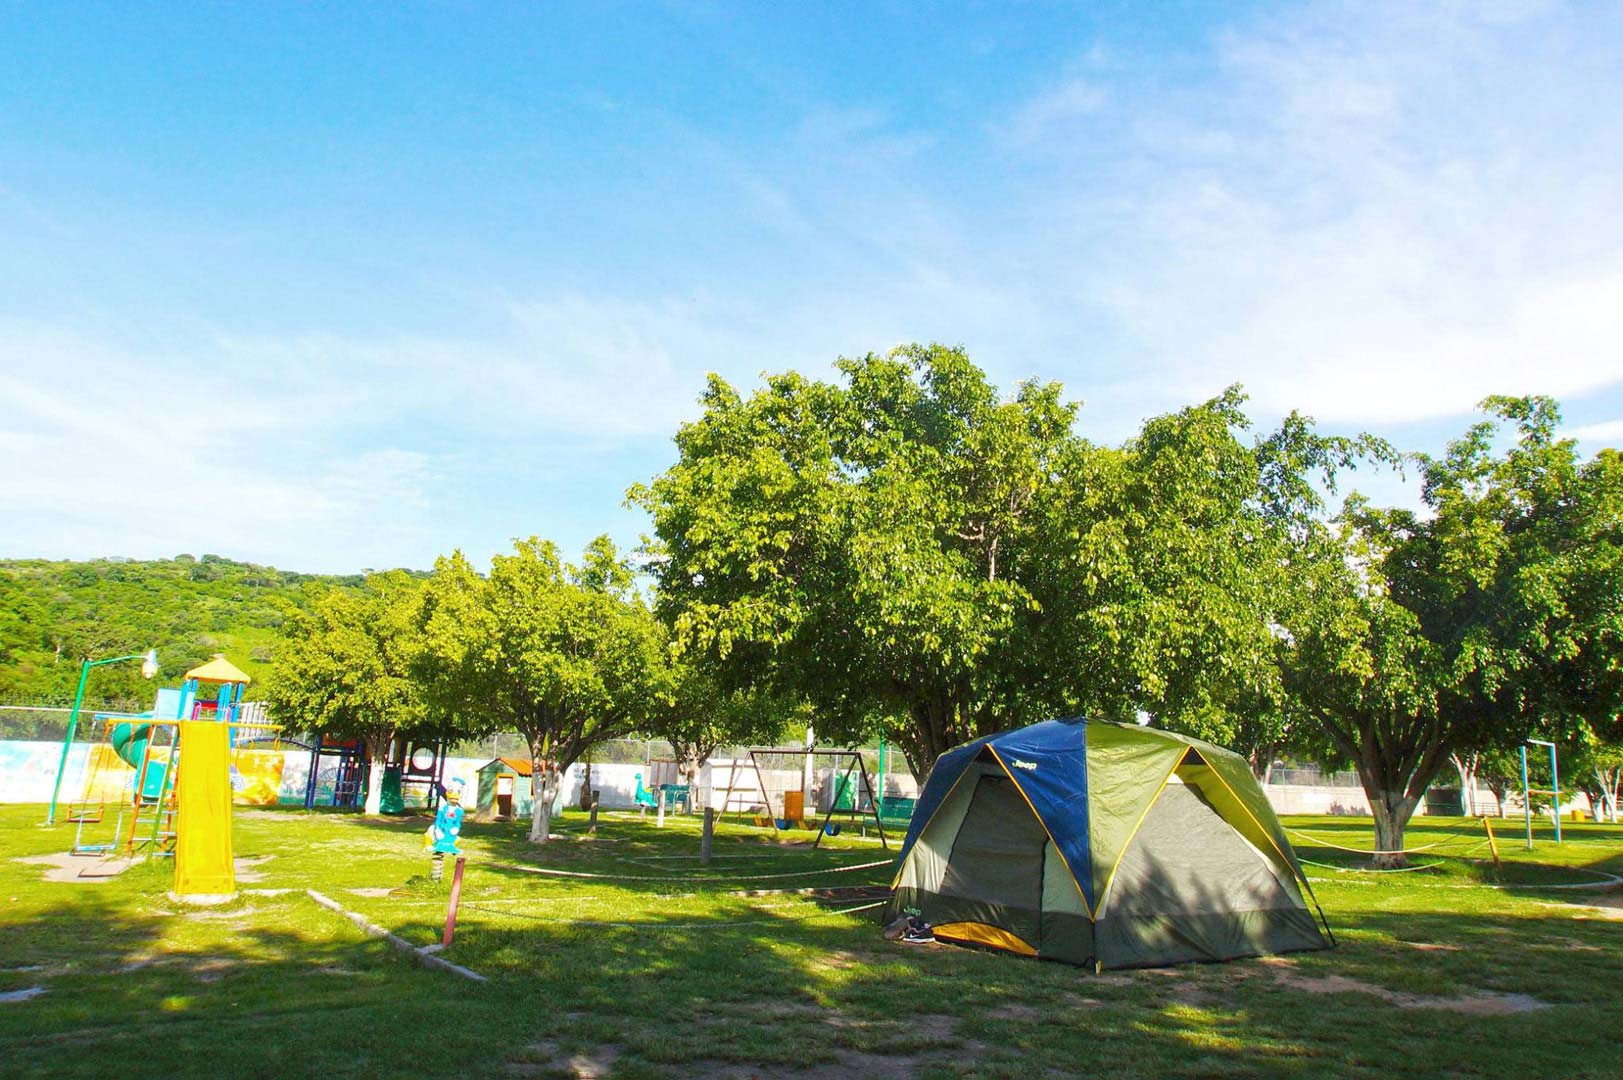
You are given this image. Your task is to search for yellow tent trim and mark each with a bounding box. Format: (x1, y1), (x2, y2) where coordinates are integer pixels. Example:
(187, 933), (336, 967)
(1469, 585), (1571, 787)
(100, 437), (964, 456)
(184, 654), (252, 685)
(1194, 758), (1309, 886)
(988, 745), (1094, 919)
(933, 922), (1037, 957)
(890, 763), (978, 889)
(1091, 749), (1185, 920)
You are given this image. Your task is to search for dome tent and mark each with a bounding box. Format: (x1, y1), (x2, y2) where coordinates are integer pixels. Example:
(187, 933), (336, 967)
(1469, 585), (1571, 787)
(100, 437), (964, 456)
(885, 718), (1332, 969)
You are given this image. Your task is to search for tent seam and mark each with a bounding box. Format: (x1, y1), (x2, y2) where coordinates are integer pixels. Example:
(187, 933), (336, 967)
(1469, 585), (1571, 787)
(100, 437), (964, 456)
(1091, 751), (1185, 922)
(889, 763), (979, 890)
(986, 744), (1094, 920)
(1196, 761), (1335, 945)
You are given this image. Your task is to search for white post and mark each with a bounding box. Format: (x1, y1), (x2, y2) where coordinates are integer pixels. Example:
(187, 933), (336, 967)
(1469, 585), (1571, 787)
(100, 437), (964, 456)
(657, 788), (666, 828)
(803, 726), (815, 812)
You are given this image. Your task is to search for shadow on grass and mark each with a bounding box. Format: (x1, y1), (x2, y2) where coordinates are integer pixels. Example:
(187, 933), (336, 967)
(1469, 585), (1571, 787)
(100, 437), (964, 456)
(430, 894), (1623, 1079)
(0, 864), (533, 1080)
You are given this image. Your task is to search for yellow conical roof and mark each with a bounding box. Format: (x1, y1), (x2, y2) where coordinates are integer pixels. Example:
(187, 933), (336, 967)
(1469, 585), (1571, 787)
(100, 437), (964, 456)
(185, 654), (252, 685)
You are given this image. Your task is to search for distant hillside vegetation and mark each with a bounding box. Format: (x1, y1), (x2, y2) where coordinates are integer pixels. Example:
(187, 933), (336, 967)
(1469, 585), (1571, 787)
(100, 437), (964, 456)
(0, 555), (369, 725)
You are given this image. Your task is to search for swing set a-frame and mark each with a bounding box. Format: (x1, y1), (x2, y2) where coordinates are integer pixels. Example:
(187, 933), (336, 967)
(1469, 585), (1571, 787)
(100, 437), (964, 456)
(716, 747), (889, 849)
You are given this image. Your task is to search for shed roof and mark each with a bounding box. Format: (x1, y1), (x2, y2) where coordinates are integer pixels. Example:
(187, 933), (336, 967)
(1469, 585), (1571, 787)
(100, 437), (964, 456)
(481, 757), (534, 776)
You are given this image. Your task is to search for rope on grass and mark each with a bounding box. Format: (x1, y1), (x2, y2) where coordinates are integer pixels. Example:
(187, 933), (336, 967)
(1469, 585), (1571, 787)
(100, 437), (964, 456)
(1305, 864), (1623, 891)
(1284, 828), (1479, 857)
(489, 857), (894, 884)
(460, 897), (888, 930)
(1299, 856), (1444, 874)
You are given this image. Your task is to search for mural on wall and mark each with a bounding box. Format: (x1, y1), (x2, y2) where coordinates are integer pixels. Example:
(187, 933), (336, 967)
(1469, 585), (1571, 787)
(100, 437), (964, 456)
(0, 741), (93, 803)
(229, 749), (287, 806)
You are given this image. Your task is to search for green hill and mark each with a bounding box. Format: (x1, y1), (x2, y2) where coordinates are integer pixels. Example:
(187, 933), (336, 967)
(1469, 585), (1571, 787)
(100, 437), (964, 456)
(0, 555), (368, 729)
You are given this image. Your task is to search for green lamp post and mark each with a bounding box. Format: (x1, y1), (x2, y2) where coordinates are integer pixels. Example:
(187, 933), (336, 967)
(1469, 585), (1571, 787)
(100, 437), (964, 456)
(44, 648), (159, 825)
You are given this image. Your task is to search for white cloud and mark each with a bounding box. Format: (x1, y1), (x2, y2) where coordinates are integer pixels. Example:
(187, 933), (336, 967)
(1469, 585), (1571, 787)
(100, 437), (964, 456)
(0, 323), (438, 570)
(1566, 419), (1623, 445)
(1008, 1), (1623, 426)
(1003, 78), (1109, 147)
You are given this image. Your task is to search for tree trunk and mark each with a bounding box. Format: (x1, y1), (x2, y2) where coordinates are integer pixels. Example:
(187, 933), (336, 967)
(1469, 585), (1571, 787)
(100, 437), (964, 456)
(1368, 791), (1421, 869)
(363, 731), (393, 816)
(364, 763), (385, 816)
(579, 760), (594, 811)
(1452, 752), (1484, 817)
(529, 766), (560, 843)
(899, 694), (964, 783)
(1594, 768), (1619, 824)
(1486, 781), (1511, 818)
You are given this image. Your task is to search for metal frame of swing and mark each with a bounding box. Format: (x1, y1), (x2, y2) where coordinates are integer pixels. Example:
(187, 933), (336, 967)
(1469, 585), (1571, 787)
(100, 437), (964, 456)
(723, 747), (890, 850)
(1521, 739), (1563, 849)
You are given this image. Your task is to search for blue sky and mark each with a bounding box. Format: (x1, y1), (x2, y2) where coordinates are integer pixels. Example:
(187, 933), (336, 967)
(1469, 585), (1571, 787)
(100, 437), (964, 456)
(3, 1), (1622, 573)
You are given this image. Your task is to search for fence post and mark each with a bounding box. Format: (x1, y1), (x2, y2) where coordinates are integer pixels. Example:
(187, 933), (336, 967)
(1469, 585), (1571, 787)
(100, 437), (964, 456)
(442, 856), (466, 947)
(588, 793), (599, 836)
(701, 807), (714, 866)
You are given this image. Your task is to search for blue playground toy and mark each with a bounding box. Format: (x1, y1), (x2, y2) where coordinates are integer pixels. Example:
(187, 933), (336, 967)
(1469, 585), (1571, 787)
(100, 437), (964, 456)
(633, 772), (659, 810)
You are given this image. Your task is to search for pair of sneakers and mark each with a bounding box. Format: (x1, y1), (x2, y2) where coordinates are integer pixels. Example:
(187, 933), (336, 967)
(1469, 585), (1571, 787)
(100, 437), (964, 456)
(882, 914), (935, 944)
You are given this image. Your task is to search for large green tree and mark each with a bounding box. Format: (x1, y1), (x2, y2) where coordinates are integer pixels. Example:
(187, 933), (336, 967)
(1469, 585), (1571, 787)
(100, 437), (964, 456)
(417, 537), (664, 842)
(634, 345), (1362, 778)
(267, 571), (432, 815)
(1282, 397), (1617, 863)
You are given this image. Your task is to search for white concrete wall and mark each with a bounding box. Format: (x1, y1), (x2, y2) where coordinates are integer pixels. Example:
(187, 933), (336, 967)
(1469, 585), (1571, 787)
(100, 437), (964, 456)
(0, 740), (1594, 822)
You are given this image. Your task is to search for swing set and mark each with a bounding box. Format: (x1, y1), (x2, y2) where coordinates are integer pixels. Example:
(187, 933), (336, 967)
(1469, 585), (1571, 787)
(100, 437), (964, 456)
(717, 747), (889, 848)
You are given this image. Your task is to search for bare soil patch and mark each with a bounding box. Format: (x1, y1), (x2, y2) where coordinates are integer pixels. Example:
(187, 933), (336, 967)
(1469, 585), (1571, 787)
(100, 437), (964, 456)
(1271, 969), (1549, 1015)
(233, 855), (274, 883)
(505, 1040), (621, 1079)
(16, 853), (141, 883)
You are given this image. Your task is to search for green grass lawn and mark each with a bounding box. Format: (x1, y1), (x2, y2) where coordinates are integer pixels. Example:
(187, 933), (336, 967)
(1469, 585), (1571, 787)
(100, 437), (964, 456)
(3, 804), (1621, 1079)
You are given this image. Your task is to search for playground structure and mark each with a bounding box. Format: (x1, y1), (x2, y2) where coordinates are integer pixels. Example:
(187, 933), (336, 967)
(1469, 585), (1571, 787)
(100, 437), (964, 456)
(717, 747), (888, 848)
(302, 734), (368, 810)
(58, 654), (267, 902)
(301, 734), (448, 814)
(633, 764), (693, 819)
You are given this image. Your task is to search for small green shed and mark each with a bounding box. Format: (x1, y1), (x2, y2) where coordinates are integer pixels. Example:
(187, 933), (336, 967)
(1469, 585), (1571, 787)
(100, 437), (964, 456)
(475, 757), (534, 821)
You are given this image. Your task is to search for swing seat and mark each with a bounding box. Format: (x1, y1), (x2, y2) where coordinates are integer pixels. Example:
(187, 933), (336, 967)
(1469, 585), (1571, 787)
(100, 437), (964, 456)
(66, 802), (105, 824)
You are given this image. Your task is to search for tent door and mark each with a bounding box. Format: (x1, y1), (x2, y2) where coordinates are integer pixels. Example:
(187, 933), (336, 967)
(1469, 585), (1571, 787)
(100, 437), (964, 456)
(937, 774), (1046, 949)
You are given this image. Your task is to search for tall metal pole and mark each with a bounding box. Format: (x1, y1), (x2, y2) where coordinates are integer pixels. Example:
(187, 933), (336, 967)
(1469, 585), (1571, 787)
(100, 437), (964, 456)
(1549, 742), (1562, 845)
(46, 650), (157, 826)
(45, 661), (94, 826)
(1520, 744), (1533, 850)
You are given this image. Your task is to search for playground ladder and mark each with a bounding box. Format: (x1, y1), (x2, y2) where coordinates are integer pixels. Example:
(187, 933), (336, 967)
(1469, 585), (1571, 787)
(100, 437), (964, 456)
(127, 793), (178, 856)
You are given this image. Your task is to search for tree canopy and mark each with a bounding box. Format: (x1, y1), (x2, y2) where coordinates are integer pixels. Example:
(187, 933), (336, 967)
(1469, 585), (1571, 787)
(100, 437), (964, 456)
(633, 345), (1374, 777)
(266, 570), (433, 814)
(416, 536), (665, 841)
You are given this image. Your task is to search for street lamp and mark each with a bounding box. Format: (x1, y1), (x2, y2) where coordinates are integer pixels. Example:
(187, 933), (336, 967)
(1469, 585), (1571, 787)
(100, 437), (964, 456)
(44, 649), (159, 825)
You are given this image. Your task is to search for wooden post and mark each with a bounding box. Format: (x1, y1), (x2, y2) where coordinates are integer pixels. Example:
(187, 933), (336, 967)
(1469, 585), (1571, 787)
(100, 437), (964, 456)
(1482, 815), (1501, 870)
(442, 856), (466, 948)
(701, 807), (714, 866)
(588, 793), (599, 836)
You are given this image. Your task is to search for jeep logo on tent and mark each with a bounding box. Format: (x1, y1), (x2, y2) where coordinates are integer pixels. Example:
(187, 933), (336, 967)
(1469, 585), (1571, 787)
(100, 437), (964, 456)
(1010, 759), (1037, 770)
